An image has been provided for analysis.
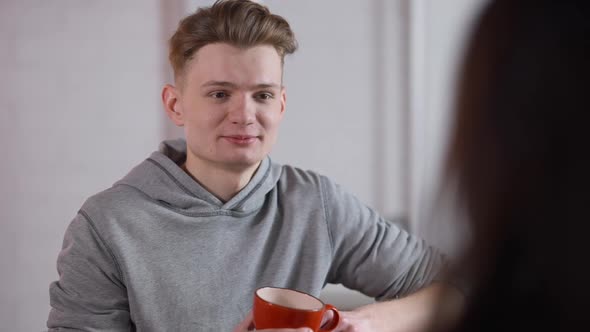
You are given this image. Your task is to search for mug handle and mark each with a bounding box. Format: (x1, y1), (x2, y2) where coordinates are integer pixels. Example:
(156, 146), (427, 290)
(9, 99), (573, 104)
(319, 304), (340, 331)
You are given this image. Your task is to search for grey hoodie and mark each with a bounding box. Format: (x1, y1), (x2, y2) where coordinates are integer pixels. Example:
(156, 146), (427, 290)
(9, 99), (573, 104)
(48, 139), (447, 331)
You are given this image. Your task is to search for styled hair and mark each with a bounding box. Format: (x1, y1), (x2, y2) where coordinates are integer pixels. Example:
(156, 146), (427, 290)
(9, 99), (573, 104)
(168, 0), (298, 82)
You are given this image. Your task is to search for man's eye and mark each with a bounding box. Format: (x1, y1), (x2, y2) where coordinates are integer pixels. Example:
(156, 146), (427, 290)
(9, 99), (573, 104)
(210, 91), (228, 99)
(256, 93), (274, 100)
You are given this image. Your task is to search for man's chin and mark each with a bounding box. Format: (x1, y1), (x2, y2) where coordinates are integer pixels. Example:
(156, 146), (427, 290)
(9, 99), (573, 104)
(220, 157), (264, 173)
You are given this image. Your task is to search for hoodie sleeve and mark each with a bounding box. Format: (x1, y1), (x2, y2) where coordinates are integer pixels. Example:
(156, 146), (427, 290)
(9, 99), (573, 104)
(320, 176), (449, 300)
(47, 211), (132, 331)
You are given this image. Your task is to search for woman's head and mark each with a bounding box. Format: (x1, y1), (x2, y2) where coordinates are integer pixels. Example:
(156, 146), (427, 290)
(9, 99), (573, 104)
(445, 0), (589, 329)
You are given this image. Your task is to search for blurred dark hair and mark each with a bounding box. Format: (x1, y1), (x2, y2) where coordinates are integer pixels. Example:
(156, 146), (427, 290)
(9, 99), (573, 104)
(445, 0), (589, 330)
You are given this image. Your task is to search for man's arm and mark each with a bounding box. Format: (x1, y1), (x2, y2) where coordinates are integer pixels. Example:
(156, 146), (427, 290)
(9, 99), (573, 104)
(318, 175), (466, 331)
(320, 175), (450, 299)
(48, 211), (131, 331)
(335, 282), (464, 332)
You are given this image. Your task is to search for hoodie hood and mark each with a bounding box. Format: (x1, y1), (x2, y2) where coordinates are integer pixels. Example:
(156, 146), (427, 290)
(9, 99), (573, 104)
(115, 139), (282, 215)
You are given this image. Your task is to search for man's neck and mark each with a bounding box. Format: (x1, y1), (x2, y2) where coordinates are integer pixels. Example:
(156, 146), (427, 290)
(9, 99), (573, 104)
(182, 155), (261, 203)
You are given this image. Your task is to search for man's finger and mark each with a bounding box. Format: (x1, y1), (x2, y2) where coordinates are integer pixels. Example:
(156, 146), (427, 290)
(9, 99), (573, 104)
(321, 309), (335, 327)
(233, 311), (254, 332)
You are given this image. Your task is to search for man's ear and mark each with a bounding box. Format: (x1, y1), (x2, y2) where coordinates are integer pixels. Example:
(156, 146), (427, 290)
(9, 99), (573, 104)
(280, 87), (286, 117)
(162, 84), (184, 127)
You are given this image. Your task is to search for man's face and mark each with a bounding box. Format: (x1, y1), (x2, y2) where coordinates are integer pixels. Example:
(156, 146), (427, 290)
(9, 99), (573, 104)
(173, 43), (286, 172)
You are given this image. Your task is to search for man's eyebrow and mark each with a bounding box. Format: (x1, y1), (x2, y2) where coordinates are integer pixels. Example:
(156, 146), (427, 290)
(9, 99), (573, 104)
(201, 81), (237, 89)
(253, 83), (281, 89)
(200, 81), (281, 90)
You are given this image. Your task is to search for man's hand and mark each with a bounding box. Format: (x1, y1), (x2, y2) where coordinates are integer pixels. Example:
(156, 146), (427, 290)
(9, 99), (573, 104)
(331, 302), (418, 332)
(233, 312), (312, 332)
(332, 282), (464, 332)
(234, 283), (463, 332)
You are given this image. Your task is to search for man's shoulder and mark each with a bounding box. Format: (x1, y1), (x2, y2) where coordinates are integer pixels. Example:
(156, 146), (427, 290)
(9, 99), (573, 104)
(276, 164), (327, 186)
(78, 184), (144, 220)
(273, 163), (344, 197)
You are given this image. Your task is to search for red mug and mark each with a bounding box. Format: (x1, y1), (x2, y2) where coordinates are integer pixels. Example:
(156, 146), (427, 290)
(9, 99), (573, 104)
(253, 287), (340, 331)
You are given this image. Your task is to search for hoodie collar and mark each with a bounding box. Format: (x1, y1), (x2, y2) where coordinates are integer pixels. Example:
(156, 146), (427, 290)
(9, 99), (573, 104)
(116, 139), (282, 215)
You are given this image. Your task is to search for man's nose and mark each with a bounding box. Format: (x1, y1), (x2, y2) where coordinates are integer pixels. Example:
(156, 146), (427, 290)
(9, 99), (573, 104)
(228, 95), (255, 125)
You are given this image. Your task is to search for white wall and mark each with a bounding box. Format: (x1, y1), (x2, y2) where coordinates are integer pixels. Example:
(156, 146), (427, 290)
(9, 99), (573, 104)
(0, 0), (484, 329)
(410, 0), (486, 256)
(0, 0), (164, 330)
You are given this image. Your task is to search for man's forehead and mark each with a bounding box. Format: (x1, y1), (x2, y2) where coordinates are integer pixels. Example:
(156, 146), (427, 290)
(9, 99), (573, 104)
(183, 44), (284, 88)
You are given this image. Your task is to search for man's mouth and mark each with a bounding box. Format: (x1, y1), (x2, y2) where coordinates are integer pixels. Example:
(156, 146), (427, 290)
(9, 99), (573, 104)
(222, 135), (258, 145)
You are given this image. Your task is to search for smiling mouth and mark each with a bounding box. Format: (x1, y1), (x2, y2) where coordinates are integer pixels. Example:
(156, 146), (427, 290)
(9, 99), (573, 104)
(222, 135), (259, 145)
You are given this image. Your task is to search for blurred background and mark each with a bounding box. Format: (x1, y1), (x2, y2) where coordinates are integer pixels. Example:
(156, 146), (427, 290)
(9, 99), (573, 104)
(0, 0), (485, 330)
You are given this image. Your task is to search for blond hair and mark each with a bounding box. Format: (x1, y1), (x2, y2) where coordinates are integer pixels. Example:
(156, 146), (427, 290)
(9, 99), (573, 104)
(168, 0), (298, 82)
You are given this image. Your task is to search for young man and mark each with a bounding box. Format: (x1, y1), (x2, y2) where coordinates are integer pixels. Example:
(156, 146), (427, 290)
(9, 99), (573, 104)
(48, 1), (462, 331)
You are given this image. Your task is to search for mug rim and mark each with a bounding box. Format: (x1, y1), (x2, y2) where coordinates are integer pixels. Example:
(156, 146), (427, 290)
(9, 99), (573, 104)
(255, 286), (326, 313)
